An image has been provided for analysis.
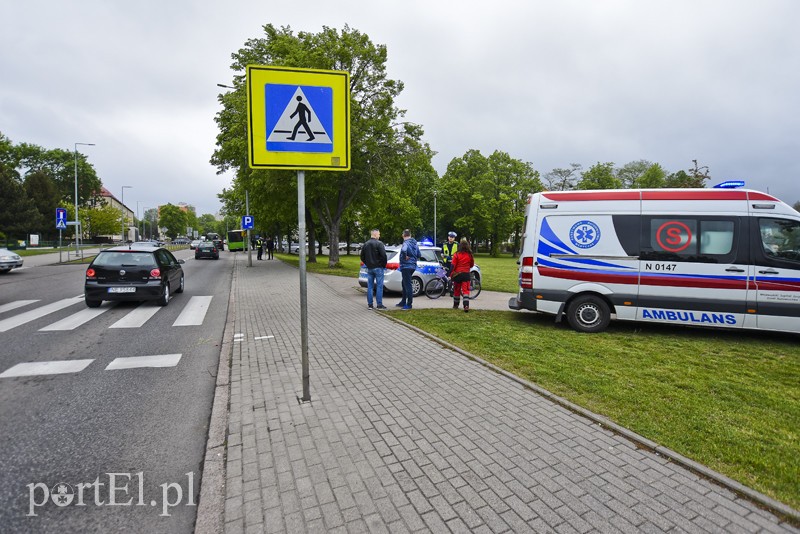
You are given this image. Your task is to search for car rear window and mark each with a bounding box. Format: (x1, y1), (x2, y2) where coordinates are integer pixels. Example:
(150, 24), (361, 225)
(92, 251), (157, 268)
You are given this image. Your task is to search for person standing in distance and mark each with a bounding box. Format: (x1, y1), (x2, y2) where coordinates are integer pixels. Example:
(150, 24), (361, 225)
(451, 238), (475, 312)
(266, 237), (275, 260)
(442, 231), (458, 276)
(360, 229), (388, 310)
(397, 229), (419, 310)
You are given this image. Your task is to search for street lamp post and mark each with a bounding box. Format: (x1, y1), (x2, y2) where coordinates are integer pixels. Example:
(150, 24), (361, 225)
(433, 190), (437, 247)
(120, 186), (132, 242)
(74, 142), (95, 258)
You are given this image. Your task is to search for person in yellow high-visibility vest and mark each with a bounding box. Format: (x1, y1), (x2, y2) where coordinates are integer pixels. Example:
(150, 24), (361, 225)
(442, 231), (458, 276)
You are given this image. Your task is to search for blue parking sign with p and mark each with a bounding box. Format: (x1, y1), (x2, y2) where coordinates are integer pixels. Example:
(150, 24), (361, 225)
(242, 215), (254, 230)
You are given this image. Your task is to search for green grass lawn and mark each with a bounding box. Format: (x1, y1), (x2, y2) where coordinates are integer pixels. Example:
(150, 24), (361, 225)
(395, 309), (800, 510)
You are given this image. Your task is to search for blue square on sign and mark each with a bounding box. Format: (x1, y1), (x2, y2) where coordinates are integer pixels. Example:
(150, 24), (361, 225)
(265, 84), (333, 153)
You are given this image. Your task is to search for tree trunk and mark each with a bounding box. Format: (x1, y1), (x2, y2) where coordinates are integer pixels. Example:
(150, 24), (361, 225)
(306, 207), (317, 263)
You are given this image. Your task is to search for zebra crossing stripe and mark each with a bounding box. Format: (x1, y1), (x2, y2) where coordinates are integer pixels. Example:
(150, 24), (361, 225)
(0, 296), (83, 332)
(0, 359), (95, 378)
(0, 300), (39, 314)
(39, 305), (111, 331)
(105, 354), (182, 370)
(110, 304), (161, 328)
(172, 296), (213, 326)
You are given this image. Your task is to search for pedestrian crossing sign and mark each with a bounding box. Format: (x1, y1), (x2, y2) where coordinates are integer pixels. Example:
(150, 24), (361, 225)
(247, 65), (350, 171)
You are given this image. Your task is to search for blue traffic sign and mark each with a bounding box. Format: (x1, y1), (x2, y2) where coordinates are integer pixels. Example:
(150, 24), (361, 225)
(265, 84), (334, 153)
(242, 215), (254, 230)
(56, 208), (67, 230)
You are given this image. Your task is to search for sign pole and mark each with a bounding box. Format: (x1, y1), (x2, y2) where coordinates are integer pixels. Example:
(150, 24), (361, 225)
(246, 190), (252, 267)
(59, 229), (62, 263)
(298, 170), (310, 401)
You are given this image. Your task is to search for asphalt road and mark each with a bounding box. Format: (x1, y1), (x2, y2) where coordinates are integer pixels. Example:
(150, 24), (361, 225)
(0, 248), (232, 533)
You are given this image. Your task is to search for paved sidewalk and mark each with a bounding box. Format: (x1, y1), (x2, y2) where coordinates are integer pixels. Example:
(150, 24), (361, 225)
(221, 256), (797, 533)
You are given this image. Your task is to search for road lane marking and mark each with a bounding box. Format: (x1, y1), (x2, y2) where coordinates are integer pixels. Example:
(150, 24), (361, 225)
(110, 304), (161, 328)
(39, 305), (111, 331)
(255, 335), (274, 340)
(0, 300), (39, 314)
(0, 359), (95, 378)
(105, 354), (182, 370)
(172, 296), (213, 326)
(0, 296), (84, 332)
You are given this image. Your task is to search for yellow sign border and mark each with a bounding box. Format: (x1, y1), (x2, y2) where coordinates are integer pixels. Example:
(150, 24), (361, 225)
(246, 65), (350, 171)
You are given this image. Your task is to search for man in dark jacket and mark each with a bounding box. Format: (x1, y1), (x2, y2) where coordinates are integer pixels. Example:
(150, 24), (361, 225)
(360, 229), (388, 310)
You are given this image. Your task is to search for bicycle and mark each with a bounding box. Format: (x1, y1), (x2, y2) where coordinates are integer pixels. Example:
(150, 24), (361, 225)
(424, 266), (482, 300)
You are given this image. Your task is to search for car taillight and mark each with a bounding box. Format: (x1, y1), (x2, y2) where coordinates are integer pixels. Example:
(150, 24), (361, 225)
(520, 256), (534, 289)
(386, 262), (399, 270)
(150, 268), (161, 278)
(212, 248), (217, 253)
(86, 268), (96, 278)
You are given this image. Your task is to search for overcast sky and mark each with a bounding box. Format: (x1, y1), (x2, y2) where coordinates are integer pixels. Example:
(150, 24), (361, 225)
(2, 0), (799, 217)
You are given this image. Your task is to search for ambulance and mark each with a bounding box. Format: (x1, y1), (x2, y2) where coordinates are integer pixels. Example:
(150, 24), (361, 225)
(508, 188), (800, 333)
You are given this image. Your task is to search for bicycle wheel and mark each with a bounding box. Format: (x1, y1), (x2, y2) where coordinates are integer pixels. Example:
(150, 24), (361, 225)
(469, 277), (482, 299)
(425, 277), (447, 299)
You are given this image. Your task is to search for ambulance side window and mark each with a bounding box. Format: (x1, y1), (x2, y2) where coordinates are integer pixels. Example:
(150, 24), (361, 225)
(612, 215), (640, 256)
(758, 218), (800, 264)
(641, 217), (736, 263)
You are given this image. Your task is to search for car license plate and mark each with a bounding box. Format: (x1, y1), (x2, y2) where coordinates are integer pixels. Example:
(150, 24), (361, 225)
(108, 287), (135, 293)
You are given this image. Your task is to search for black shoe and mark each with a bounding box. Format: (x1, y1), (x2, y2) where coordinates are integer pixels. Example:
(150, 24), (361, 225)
(368, 305), (374, 310)
(395, 302), (405, 307)
(376, 305), (387, 310)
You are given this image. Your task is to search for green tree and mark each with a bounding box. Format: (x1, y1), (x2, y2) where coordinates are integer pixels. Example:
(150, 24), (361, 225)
(212, 25), (433, 267)
(24, 170), (60, 239)
(577, 162), (622, 190)
(84, 203), (123, 238)
(158, 204), (188, 239)
(196, 213), (219, 236)
(792, 201), (799, 213)
(439, 150), (490, 246)
(0, 164), (40, 243)
(666, 160), (710, 188)
(616, 160), (653, 188)
(544, 163), (581, 191)
(638, 163), (668, 188)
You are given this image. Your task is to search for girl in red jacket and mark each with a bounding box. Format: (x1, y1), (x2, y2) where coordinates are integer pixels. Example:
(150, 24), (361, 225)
(451, 238), (475, 312)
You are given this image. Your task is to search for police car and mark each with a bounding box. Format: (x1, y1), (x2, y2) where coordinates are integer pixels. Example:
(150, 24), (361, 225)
(359, 245), (481, 297)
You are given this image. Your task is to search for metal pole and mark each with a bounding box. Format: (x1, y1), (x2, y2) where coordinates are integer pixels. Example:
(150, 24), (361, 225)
(434, 190), (437, 247)
(74, 142), (94, 260)
(120, 186), (131, 242)
(246, 190), (252, 267)
(59, 229), (62, 263)
(74, 146), (80, 258)
(298, 170), (310, 401)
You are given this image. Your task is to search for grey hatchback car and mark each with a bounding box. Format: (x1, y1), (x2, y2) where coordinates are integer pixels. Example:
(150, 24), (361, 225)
(84, 244), (185, 307)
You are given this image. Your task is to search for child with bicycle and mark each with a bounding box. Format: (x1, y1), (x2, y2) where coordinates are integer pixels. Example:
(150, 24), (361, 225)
(451, 238), (475, 312)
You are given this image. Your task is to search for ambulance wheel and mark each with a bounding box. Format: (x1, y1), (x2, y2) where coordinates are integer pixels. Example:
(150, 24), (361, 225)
(566, 295), (610, 333)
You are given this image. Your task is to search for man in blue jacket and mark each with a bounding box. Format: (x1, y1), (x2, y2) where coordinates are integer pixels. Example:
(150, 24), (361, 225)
(397, 229), (419, 310)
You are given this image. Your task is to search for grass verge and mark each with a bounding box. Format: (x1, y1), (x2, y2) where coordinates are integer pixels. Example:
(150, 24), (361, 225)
(395, 308), (800, 510)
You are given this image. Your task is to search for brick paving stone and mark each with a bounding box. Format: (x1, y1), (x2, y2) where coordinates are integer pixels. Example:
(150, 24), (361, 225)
(221, 258), (799, 533)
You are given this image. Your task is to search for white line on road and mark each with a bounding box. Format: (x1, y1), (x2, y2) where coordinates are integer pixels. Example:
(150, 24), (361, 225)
(0, 359), (95, 378)
(0, 300), (39, 314)
(172, 296), (213, 326)
(105, 354), (182, 370)
(39, 305), (111, 331)
(0, 296), (83, 332)
(110, 303), (161, 328)
(254, 335), (274, 340)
